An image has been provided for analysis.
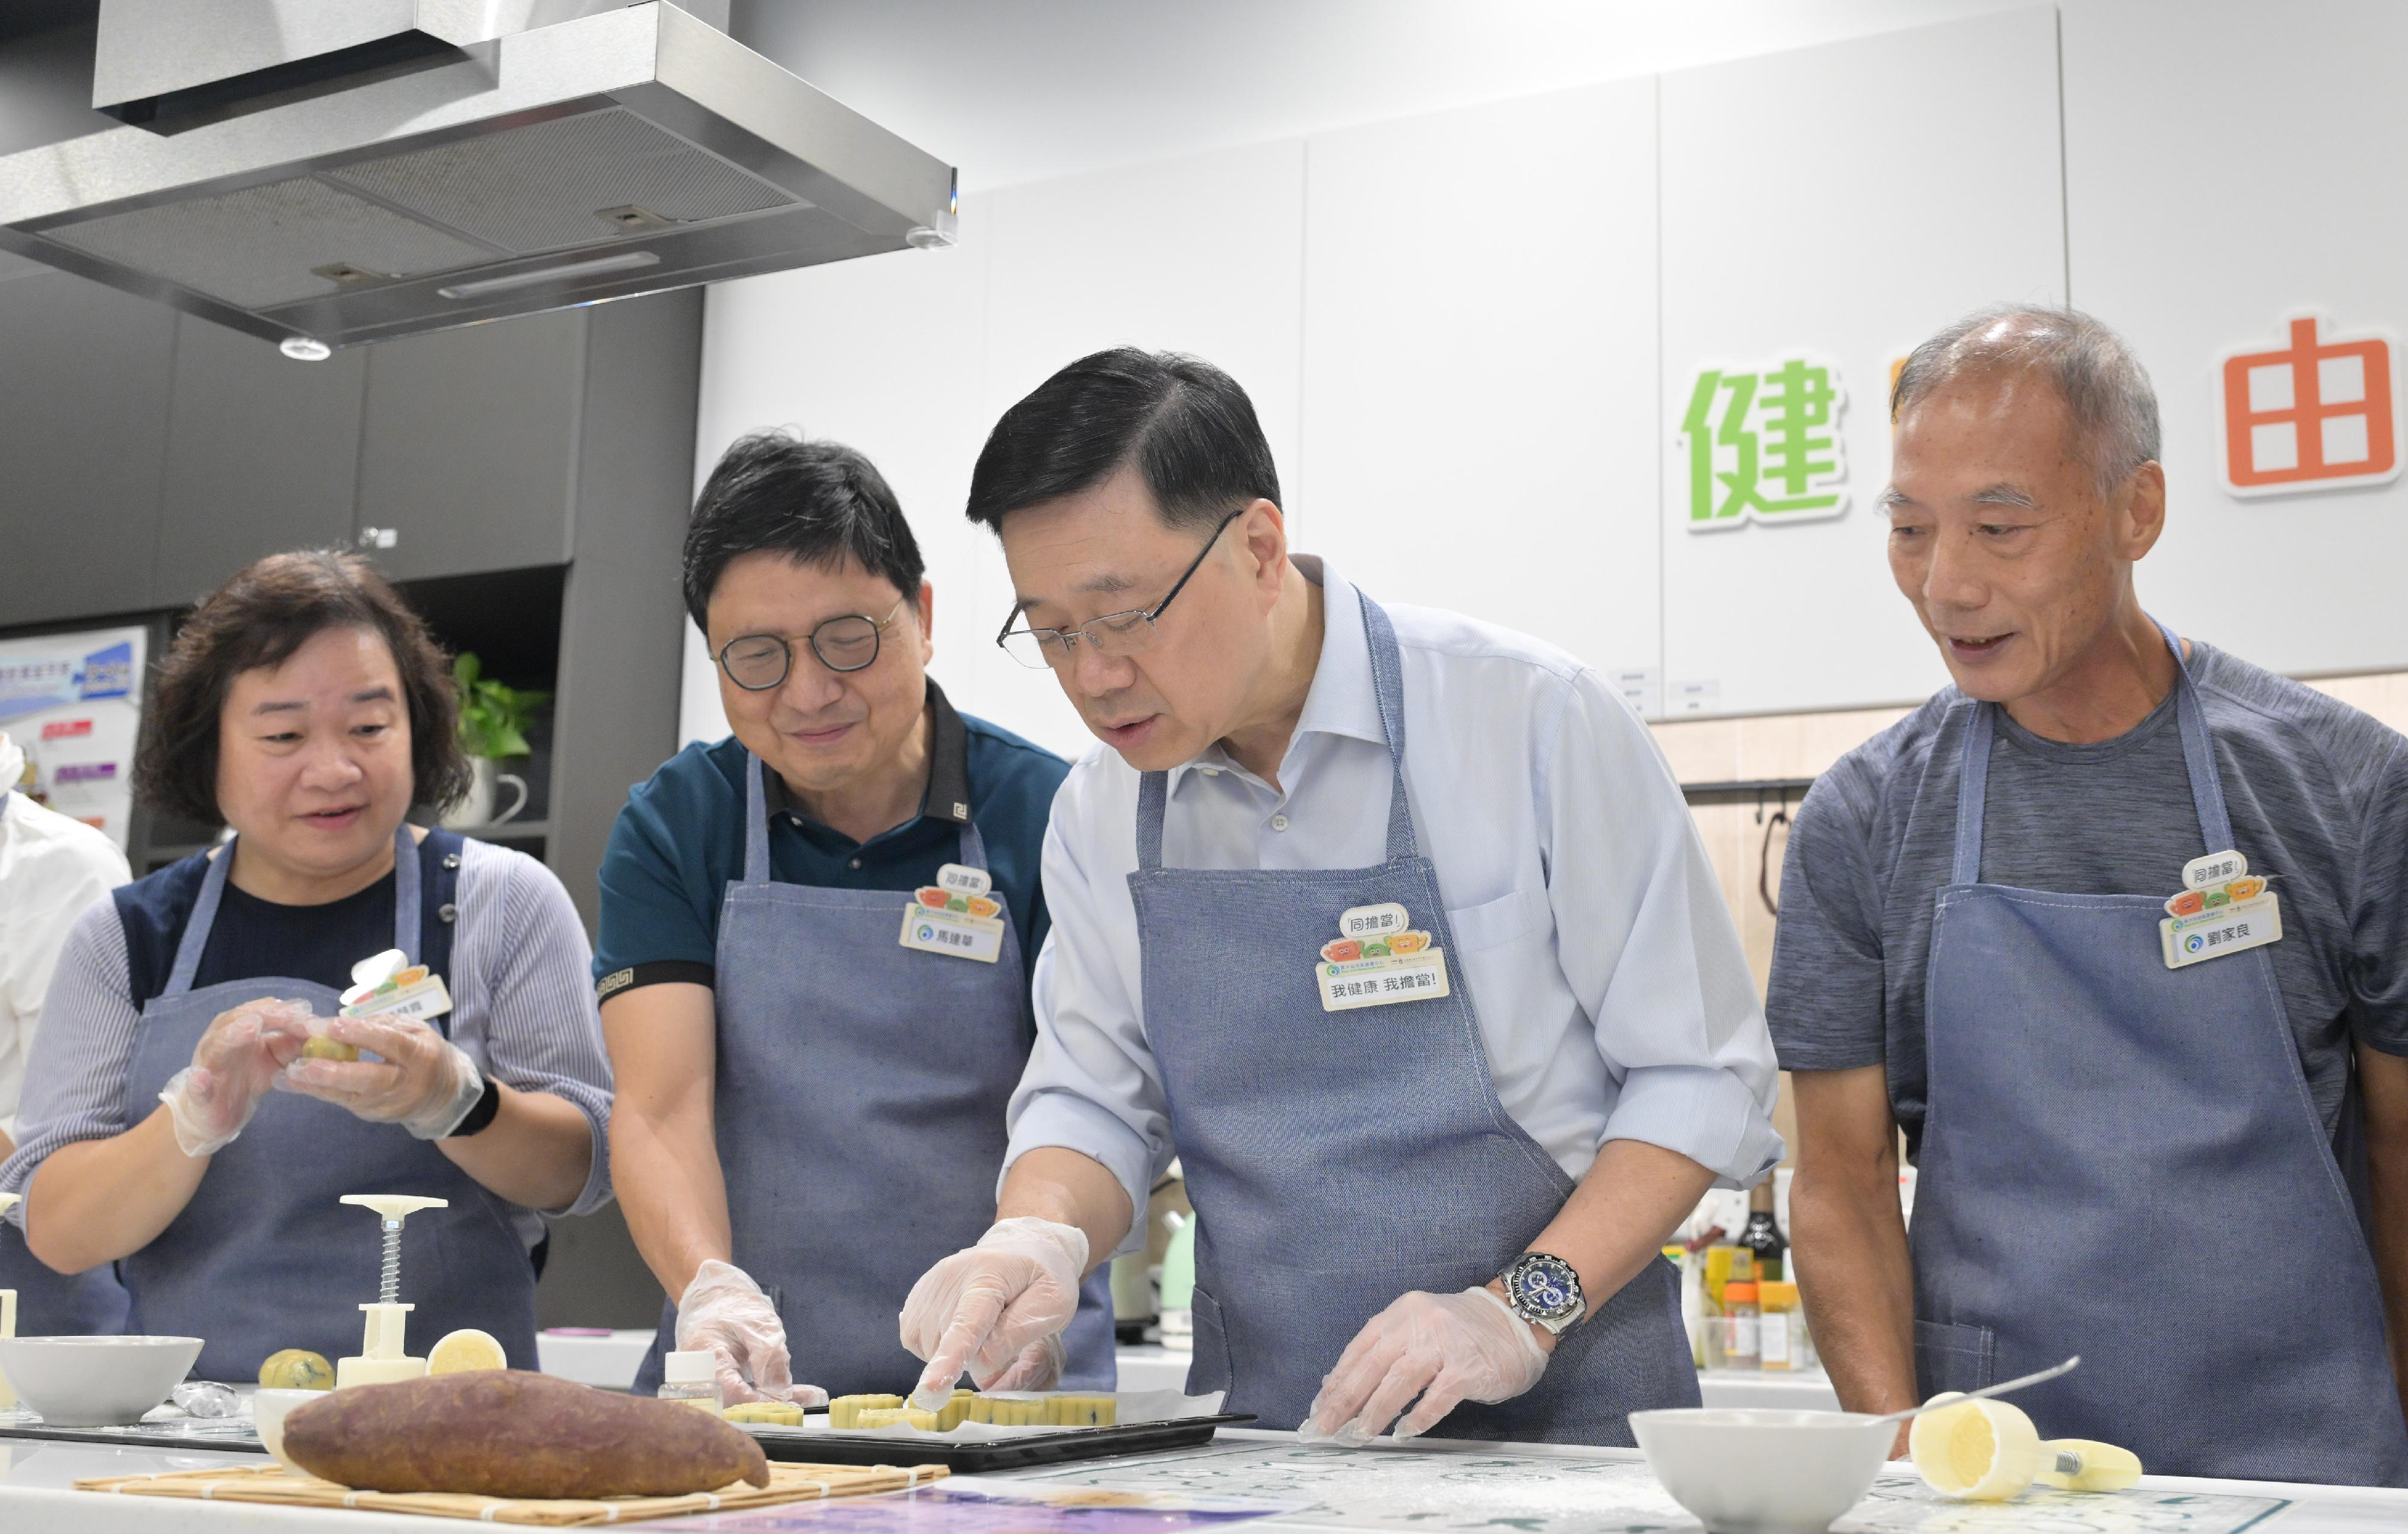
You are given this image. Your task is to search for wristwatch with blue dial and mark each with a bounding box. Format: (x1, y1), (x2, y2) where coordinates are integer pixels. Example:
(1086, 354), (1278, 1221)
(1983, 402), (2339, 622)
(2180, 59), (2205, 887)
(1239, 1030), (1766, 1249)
(1499, 1252), (1586, 1335)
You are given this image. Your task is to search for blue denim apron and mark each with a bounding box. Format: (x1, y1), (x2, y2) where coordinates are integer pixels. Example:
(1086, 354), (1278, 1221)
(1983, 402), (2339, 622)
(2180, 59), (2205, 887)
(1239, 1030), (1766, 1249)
(119, 826), (539, 1383)
(1914, 626), (2408, 1485)
(635, 754), (1113, 1397)
(1129, 594), (1696, 1442)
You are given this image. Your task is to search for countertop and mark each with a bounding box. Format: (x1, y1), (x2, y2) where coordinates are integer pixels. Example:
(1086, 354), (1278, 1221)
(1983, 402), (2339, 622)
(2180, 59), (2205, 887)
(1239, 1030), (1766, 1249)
(3, 1426), (2402, 1534)
(538, 1335), (1847, 1411)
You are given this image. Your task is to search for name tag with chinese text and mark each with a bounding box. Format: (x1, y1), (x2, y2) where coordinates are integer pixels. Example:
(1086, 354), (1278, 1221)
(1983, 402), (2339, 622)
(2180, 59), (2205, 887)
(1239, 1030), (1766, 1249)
(1317, 948), (1451, 1012)
(899, 903), (1005, 963)
(2161, 891), (2282, 970)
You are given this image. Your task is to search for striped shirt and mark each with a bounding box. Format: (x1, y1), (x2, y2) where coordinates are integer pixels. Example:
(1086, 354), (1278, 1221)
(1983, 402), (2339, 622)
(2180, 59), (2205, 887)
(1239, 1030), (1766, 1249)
(2, 835), (615, 1246)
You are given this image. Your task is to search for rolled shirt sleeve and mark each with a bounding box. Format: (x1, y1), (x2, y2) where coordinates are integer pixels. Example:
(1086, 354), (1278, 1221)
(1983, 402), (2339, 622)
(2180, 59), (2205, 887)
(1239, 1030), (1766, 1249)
(454, 845), (615, 1217)
(2, 898), (145, 1222)
(1004, 772), (1169, 1258)
(1544, 667), (1784, 1187)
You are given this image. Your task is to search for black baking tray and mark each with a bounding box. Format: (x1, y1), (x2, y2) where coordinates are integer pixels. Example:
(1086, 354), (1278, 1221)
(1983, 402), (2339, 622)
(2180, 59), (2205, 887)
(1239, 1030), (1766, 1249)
(739, 1413), (1253, 1471)
(0, 1417), (268, 1454)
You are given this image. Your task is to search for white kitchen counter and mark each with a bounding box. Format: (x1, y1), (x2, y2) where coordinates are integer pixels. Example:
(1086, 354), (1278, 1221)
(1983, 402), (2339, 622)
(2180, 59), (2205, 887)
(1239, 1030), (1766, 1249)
(1114, 1343), (1194, 1394)
(1697, 1365), (1842, 1410)
(4, 1425), (2402, 1533)
(533, 1327), (658, 1388)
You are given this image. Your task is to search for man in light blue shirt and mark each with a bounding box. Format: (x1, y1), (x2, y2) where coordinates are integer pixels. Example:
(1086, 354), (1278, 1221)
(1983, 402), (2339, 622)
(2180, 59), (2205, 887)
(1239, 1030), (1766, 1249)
(898, 348), (1779, 1446)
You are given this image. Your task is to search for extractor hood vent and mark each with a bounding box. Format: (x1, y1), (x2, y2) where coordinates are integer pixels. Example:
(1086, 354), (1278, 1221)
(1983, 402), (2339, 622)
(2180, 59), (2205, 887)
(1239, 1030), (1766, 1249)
(0, 1), (957, 350)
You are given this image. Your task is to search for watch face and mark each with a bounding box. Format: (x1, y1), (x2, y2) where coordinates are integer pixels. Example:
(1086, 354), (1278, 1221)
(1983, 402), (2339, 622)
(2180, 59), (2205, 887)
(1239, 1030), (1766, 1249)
(1512, 1255), (1581, 1319)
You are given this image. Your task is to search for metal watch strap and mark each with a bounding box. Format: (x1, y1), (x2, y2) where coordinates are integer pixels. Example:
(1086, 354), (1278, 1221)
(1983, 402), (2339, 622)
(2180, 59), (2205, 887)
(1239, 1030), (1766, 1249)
(1502, 1252), (1586, 1335)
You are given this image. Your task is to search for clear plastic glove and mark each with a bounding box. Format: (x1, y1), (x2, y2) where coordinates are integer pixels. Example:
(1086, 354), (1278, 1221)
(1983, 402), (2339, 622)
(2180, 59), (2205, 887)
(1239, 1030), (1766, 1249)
(898, 1216), (1088, 1409)
(1299, 1286), (1550, 1444)
(278, 1013), (483, 1139)
(172, 1380), (239, 1418)
(676, 1259), (828, 1408)
(157, 998), (315, 1156)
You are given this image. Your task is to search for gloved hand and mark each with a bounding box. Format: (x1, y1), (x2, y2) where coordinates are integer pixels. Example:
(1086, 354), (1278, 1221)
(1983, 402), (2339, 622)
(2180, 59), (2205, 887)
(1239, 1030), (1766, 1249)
(899, 1216), (1088, 1409)
(279, 1013), (484, 1139)
(157, 998), (316, 1157)
(676, 1259), (827, 1408)
(1299, 1286), (1550, 1444)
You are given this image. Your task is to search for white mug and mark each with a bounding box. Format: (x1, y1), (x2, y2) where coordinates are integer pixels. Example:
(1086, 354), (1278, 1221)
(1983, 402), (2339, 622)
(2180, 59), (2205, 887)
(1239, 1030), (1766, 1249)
(441, 758), (530, 830)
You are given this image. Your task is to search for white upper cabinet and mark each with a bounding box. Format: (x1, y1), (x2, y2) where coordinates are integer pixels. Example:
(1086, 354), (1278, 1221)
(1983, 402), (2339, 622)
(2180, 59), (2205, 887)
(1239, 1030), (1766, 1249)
(1657, 6), (2064, 717)
(968, 141), (1310, 758)
(1300, 77), (1663, 692)
(2064, 0), (2408, 678)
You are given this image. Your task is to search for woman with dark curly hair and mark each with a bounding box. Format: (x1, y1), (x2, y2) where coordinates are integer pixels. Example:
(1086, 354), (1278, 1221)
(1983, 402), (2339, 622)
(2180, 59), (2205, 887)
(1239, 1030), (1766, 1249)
(0, 551), (613, 1382)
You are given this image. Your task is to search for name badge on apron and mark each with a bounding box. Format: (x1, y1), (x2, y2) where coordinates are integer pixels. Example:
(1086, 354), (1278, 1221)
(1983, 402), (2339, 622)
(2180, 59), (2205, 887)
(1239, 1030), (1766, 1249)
(2159, 850), (2281, 970)
(1315, 902), (1449, 1012)
(901, 871), (1005, 963)
(340, 947), (453, 1021)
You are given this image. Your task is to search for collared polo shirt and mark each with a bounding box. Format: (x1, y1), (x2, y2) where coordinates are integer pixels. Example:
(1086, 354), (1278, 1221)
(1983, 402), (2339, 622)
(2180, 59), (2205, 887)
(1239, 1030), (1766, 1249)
(595, 681), (1066, 999)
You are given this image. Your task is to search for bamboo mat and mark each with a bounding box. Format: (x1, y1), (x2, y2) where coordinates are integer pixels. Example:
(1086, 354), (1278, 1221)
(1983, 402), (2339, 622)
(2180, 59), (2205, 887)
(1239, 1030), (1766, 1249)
(75, 1459), (947, 1526)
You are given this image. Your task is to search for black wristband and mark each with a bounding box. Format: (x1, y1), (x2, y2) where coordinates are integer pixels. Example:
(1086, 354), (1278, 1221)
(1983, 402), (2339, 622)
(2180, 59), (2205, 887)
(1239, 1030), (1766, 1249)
(445, 1075), (503, 1138)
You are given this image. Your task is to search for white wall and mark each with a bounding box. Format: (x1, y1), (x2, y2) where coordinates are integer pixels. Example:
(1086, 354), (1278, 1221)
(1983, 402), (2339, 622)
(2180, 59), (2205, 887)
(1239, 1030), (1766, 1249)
(2064, 0), (2408, 678)
(1300, 77), (1662, 691)
(1657, 7), (2062, 717)
(688, 0), (2408, 754)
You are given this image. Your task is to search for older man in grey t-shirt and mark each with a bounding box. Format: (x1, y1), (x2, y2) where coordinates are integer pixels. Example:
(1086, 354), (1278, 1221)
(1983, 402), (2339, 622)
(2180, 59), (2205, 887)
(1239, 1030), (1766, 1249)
(1769, 305), (2408, 1486)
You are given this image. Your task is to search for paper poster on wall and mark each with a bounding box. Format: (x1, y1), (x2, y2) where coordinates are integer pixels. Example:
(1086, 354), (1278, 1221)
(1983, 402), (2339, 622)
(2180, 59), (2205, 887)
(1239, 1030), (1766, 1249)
(0, 625), (147, 852)
(1676, 353), (1850, 530)
(2217, 313), (2401, 498)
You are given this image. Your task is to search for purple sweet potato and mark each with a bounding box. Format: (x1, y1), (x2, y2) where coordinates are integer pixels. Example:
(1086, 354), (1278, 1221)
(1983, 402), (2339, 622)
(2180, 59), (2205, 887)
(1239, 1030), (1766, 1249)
(282, 1370), (770, 1498)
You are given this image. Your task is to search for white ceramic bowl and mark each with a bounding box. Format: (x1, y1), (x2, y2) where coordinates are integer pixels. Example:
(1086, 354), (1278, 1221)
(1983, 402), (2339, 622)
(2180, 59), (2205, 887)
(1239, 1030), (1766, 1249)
(0, 1335), (205, 1427)
(1631, 1407), (1896, 1534)
(251, 1388), (328, 1471)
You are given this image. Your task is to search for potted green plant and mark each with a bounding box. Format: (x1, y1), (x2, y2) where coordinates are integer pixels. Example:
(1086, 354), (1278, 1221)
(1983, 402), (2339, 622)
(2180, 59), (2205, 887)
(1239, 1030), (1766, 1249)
(441, 652), (550, 830)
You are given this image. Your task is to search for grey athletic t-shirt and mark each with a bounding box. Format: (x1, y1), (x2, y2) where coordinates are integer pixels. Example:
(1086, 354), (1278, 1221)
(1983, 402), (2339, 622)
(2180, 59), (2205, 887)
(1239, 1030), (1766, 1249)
(1767, 640), (2408, 1151)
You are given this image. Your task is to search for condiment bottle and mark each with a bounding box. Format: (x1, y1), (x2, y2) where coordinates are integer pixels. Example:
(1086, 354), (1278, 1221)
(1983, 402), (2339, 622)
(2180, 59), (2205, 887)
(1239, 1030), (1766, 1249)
(1719, 1281), (1761, 1370)
(1740, 1183), (1787, 1282)
(1702, 1245), (1753, 1308)
(1757, 1281), (1805, 1372)
(658, 1350), (723, 1411)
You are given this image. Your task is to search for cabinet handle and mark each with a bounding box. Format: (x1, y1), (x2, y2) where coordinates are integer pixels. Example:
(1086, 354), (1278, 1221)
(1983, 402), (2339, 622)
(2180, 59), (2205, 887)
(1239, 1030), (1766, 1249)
(359, 527), (399, 549)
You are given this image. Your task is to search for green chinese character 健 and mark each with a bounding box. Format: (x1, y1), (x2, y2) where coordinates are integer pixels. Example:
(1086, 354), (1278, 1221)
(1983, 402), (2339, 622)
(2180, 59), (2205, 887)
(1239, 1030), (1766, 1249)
(1679, 357), (1848, 527)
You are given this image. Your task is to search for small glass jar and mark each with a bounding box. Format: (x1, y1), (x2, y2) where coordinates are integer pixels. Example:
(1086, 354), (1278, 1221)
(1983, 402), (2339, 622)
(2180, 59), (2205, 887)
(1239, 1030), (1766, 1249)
(1757, 1281), (1805, 1372)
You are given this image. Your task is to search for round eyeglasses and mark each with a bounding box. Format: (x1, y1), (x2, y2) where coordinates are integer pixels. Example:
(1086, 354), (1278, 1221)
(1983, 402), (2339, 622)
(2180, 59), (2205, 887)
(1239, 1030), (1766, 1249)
(716, 602), (905, 690)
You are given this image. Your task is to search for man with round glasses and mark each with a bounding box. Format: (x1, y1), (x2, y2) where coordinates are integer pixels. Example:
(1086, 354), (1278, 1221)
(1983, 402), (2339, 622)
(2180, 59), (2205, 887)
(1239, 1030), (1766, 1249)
(596, 429), (1115, 1406)
(897, 349), (1781, 1445)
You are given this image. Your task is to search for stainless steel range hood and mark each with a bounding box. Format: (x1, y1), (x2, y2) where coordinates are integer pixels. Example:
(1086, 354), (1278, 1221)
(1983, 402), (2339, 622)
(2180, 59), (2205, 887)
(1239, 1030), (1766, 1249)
(0, 0), (957, 351)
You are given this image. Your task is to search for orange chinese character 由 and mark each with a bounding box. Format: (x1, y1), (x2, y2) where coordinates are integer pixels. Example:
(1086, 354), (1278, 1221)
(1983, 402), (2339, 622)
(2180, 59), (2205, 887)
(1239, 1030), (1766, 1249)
(2220, 315), (2401, 496)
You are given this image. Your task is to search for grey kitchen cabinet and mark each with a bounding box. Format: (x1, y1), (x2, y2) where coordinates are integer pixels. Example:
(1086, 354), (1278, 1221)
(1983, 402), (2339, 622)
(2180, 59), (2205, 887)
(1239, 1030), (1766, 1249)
(0, 269), (174, 625)
(355, 309), (586, 582)
(150, 315), (367, 611)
